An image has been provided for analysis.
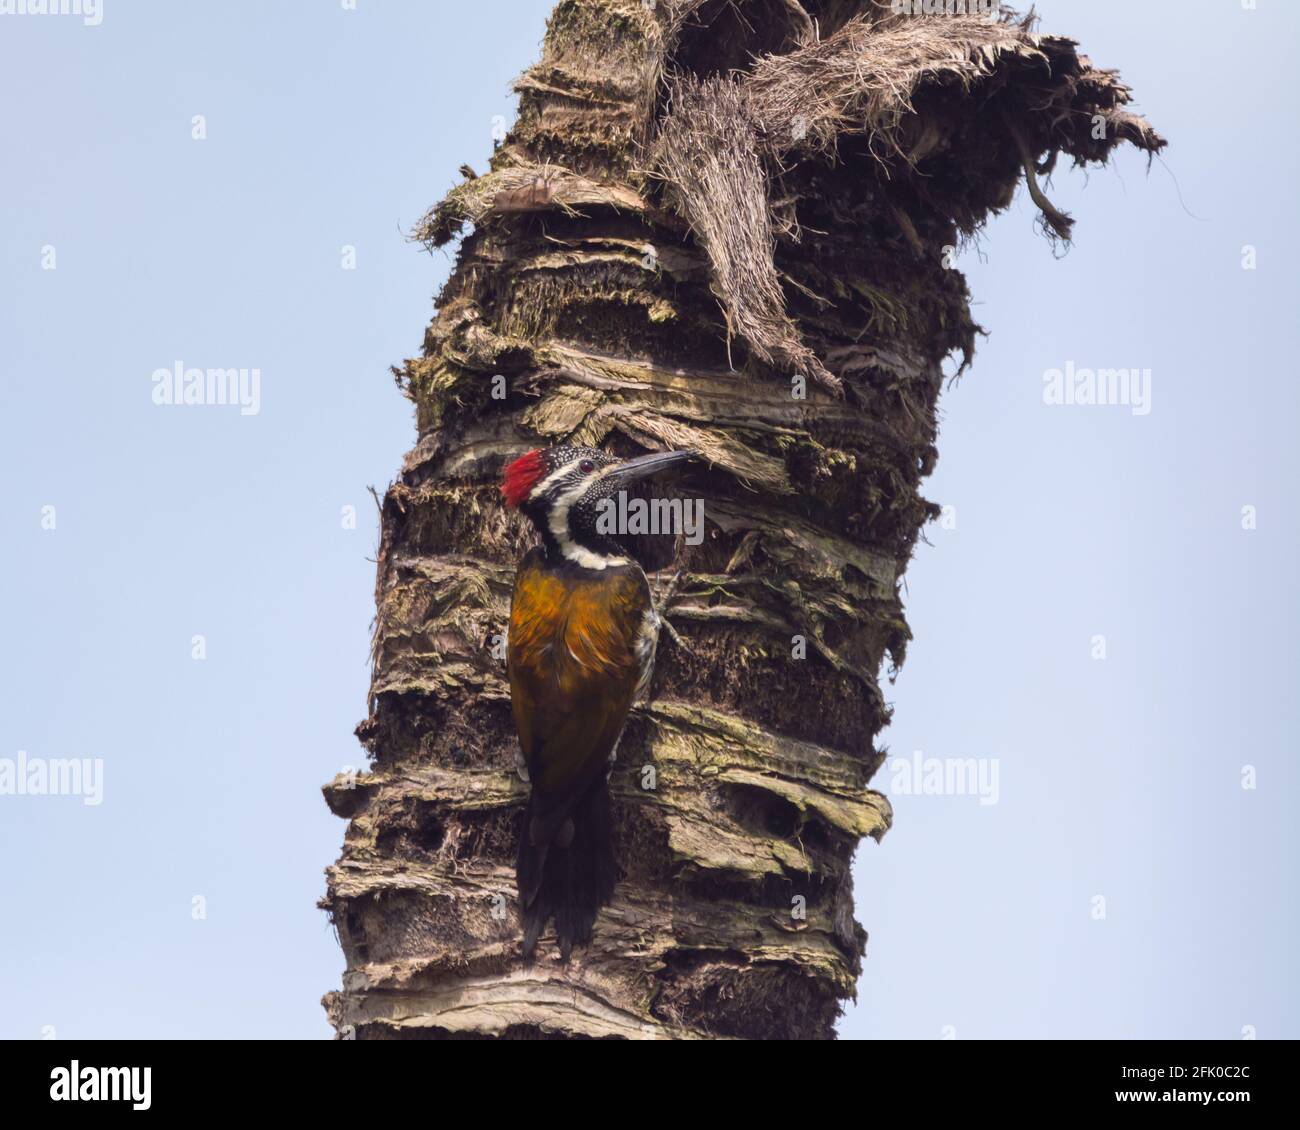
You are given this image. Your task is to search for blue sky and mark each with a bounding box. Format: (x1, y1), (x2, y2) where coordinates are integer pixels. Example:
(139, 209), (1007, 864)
(1, 0), (1296, 1039)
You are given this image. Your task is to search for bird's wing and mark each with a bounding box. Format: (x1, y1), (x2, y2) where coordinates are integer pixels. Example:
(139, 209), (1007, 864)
(508, 556), (650, 829)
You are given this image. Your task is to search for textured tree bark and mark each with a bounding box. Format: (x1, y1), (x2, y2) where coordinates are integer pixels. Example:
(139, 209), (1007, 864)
(321, 0), (1160, 1040)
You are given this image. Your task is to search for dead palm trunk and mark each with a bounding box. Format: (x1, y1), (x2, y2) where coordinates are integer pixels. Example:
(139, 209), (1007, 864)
(321, 0), (1161, 1040)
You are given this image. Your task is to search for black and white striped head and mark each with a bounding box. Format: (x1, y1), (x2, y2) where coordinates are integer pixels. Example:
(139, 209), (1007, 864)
(501, 445), (689, 570)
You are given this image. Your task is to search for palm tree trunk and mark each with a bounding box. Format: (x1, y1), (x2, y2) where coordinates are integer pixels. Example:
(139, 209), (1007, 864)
(321, 0), (1161, 1040)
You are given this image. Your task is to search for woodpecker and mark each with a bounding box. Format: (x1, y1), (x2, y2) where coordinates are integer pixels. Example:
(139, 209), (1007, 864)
(501, 443), (690, 958)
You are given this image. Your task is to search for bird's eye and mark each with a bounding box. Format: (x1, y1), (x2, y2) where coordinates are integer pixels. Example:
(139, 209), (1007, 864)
(579, 460), (596, 474)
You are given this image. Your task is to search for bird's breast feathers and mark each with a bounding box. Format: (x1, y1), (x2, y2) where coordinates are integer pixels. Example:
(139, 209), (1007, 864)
(508, 555), (652, 687)
(507, 552), (656, 791)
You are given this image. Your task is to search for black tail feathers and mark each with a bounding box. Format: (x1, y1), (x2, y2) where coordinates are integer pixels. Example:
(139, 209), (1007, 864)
(516, 782), (619, 960)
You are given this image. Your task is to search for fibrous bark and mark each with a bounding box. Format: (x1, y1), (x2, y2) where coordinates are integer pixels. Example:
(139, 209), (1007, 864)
(322, 0), (1161, 1040)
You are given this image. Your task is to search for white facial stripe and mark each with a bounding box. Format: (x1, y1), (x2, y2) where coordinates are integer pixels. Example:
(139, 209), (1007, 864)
(528, 456), (619, 502)
(529, 460), (578, 502)
(547, 473), (629, 571)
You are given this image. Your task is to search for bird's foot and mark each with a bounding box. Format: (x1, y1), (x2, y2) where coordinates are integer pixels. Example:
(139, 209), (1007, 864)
(655, 568), (685, 611)
(660, 615), (693, 656)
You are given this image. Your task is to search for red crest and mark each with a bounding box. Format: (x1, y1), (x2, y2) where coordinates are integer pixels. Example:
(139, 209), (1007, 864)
(501, 449), (545, 508)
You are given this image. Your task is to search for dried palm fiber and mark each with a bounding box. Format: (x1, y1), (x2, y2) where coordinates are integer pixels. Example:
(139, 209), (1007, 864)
(652, 76), (843, 393)
(744, 10), (1164, 163)
(415, 163), (654, 249)
(649, 7), (1166, 383)
(417, 1), (730, 252)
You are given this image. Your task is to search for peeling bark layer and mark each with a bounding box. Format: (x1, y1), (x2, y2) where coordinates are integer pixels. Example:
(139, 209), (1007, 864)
(323, 0), (1161, 1040)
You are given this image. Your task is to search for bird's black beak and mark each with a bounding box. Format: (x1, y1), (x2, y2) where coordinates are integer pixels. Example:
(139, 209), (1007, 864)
(603, 450), (692, 485)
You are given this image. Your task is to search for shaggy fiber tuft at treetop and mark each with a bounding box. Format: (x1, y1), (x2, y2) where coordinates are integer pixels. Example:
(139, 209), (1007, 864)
(648, 6), (1165, 392)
